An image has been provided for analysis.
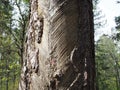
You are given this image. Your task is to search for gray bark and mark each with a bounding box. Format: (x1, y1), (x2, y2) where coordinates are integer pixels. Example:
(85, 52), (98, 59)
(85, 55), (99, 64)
(19, 0), (95, 90)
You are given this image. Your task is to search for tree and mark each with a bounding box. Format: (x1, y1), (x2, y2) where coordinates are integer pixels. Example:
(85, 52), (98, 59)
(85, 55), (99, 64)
(96, 35), (120, 90)
(112, 2), (120, 41)
(10, 0), (30, 66)
(0, 0), (29, 89)
(113, 16), (120, 41)
(93, 0), (106, 30)
(0, 0), (20, 89)
(19, 0), (95, 90)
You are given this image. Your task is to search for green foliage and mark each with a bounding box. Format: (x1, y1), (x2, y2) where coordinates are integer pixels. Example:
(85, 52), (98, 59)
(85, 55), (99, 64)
(115, 16), (120, 26)
(0, 0), (29, 89)
(96, 35), (120, 90)
(112, 3), (120, 41)
(23, 0), (29, 4)
(113, 16), (120, 41)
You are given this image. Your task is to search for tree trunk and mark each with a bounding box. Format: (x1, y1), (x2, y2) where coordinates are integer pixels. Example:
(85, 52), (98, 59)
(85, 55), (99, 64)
(19, 0), (95, 90)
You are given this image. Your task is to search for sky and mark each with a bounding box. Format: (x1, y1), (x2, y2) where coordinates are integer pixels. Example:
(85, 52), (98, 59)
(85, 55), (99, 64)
(95, 0), (120, 40)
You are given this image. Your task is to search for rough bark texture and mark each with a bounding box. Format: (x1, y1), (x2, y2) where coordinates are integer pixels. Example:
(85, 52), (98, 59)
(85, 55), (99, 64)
(19, 0), (95, 90)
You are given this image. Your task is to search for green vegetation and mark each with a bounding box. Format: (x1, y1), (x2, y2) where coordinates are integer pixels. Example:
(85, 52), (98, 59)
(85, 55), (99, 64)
(96, 35), (120, 90)
(0, 0), (29, 89)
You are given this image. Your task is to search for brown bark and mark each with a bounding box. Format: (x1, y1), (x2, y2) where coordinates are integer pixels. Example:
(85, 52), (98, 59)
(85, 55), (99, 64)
(19, 0), (95, 90)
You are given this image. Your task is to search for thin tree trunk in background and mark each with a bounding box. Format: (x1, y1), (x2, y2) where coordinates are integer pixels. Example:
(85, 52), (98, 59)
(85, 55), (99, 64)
(19, 0), (95, 90)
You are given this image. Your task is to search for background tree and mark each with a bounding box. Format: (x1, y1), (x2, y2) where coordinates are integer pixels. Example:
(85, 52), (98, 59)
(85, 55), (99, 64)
(0, 0), (29, 89)
(96, 35), (120, 90)
(113, 16), (120, 41)
(93, 0), (106, 30)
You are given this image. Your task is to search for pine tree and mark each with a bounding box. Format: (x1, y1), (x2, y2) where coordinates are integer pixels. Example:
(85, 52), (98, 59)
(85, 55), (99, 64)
(19, 0), (95, 90)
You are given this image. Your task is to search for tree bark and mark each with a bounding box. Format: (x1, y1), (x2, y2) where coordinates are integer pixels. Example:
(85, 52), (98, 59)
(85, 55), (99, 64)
(19, 0), (95, 90)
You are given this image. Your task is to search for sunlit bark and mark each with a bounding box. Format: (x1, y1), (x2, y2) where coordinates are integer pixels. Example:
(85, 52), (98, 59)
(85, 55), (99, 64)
(19, 0), (95, 90)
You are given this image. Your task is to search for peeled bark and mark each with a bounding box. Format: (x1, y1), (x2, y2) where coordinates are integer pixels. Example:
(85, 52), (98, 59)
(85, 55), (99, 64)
(19, 0), (95, 90)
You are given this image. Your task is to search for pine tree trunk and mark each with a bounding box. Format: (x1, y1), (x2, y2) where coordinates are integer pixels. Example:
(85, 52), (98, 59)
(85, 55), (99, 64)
(19, 0), (95, 90)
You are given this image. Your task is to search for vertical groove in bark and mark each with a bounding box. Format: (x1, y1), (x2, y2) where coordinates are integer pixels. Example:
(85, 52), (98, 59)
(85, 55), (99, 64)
(19, 0), (95, 90)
